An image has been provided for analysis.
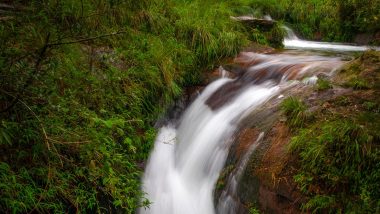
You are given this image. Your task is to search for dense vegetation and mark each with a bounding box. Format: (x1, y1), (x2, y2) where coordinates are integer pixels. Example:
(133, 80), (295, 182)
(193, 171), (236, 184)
(245, 0), (380, 42)
(0, 0), (259, 212)
(282, 51), (380, 213)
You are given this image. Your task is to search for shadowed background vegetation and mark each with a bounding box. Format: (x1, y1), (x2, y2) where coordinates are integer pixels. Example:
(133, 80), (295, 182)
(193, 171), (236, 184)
(244, 0), (380, 42)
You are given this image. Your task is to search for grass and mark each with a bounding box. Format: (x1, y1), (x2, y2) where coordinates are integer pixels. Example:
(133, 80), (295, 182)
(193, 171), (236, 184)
(316, 78), (332, 91)
(289, 120), (380, 213)
(346, 77), (370, 89)
(280, 97), (309, 128)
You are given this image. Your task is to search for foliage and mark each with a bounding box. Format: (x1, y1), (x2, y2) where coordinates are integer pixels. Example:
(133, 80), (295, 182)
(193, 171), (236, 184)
(264, 22), (285, 48)
(339, 51), (380, 90)
(245, 0), (380, 42)
(249, 207), (261, 214)
(289, 120), (380, 213)
(280, 97), (308, 128)
(346, 77), (370, 89)
(0, 0), (252, 213)
(316, 78), (332, 91)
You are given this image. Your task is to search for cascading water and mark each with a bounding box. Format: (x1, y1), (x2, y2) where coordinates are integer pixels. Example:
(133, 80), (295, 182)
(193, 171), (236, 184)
(140, 78), (280, 214)
(283, 26), (380, 51)
(140, 26), (369, 214)
(140, 55), (344, 214)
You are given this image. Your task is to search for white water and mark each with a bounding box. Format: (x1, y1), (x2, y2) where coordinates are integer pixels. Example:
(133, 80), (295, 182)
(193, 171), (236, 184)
(283, 26), (379, 52)
(140, 78), (280, 214)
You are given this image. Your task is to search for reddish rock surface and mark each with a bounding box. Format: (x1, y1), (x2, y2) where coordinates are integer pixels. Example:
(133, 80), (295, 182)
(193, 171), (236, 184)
(254, 122), (304, 214)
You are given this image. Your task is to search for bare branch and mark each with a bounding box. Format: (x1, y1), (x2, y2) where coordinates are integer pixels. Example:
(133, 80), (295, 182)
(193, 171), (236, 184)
(47, 31), (126, 47)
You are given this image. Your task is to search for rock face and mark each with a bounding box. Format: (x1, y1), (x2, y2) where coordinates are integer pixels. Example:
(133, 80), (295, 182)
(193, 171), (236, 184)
(224, 93), (308, 214)
(249, 122), (303, 214)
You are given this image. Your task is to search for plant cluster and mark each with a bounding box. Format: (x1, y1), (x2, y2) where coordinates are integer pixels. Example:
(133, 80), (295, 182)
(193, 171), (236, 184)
(280, 97), (309, 128)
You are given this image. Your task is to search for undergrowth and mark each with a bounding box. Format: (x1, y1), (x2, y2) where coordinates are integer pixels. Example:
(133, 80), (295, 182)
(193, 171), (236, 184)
(290, 120), (380, 213)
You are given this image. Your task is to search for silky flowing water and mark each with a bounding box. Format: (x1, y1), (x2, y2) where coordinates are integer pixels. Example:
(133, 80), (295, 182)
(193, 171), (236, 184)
(139, 27), (374, 214)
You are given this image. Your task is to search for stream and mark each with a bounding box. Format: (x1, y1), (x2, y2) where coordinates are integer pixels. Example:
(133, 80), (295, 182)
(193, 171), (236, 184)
(139, 27), (375, 214)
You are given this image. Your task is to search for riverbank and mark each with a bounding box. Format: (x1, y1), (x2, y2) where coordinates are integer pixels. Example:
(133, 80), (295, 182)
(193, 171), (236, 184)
(219, 50), (380, 213)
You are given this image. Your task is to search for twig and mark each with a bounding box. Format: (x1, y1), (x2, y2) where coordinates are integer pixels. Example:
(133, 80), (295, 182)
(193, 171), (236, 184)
(50, 143), (63, 167)
(0, 33), (51, 113)
(57, 126), (82, 137)
(48, 137), (91, 145)
(47, 31), (126, 47)
(19, 100), (51, 151)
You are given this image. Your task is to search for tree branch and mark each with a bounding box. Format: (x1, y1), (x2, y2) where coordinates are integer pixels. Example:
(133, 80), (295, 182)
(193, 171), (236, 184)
(0, 33), (50, 113)
(47, 31), (126, 47)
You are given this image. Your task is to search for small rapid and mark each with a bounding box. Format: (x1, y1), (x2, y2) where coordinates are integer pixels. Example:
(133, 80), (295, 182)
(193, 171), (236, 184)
(140, 26), (365, 214)
(283, 26), (379, 52)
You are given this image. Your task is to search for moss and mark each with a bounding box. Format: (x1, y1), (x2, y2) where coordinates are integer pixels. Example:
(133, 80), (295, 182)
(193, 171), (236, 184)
(345, 76), (371, 89)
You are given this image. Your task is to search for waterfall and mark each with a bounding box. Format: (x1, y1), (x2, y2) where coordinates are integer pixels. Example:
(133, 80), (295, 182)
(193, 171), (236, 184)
(283, 26), (299, 40)
(140, 49), (346, 214)
(217, 132), (265, 214)
(140, 79), (280, 214)
(283, 26), (379, 52)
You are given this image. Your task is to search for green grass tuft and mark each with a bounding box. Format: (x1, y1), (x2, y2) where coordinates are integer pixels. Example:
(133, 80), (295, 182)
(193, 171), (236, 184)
(316, 78), (332, 91)
(281, 97), (309, 128)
